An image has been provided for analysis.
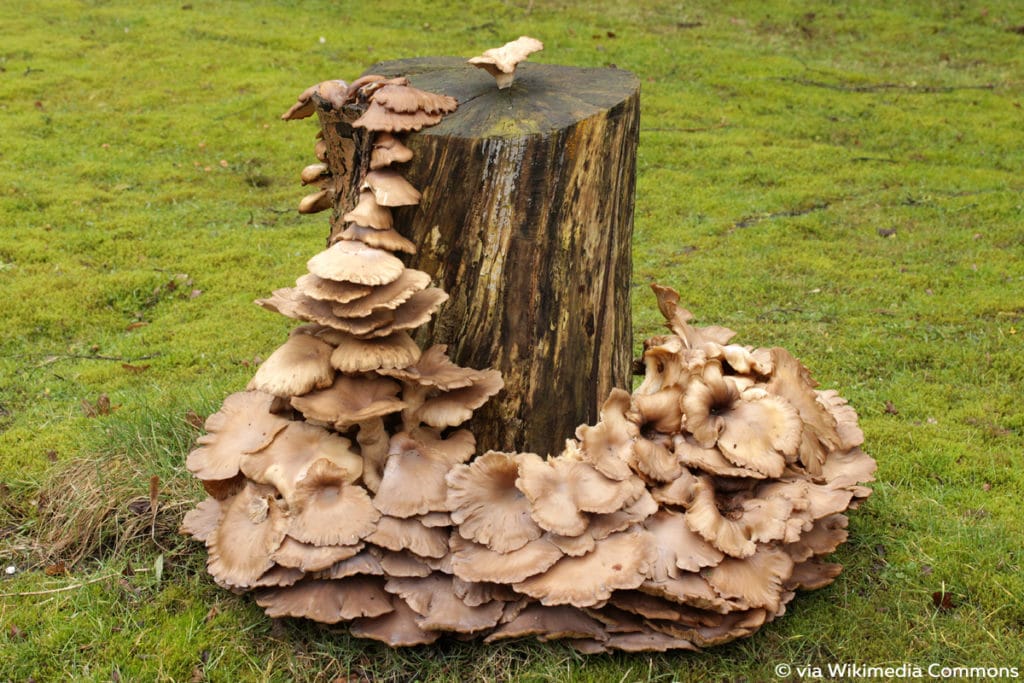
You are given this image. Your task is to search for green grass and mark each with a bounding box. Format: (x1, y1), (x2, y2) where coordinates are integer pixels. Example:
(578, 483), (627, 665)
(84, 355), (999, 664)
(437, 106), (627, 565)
(2, 0), (1023, 680)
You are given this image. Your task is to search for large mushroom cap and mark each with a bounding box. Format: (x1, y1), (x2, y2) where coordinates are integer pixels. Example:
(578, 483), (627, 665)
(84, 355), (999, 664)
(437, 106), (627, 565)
(256, 577), (393, 623)
(290, 374), (403, 429)
(247, 333), (335, 398)
(306, 241), (405, 286)
(185, 391), (288, 481)
(343, 190), (394, 231)
(206, 483), (288, 589)
(288, 459), (380, 546)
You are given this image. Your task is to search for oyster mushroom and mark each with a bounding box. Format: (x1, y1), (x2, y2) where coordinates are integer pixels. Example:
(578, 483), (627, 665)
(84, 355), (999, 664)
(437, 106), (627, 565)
(468, 36), (544, 89)
(247, 333), (335, 398)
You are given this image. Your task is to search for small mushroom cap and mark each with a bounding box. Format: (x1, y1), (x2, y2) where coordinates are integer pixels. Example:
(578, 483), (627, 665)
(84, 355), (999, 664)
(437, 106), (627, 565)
(706, 546), (794, 613)
(256, 577), (393, 623)
(371, 84), (458, 115)
(447, 451), (543, 553)
(350, 598), (441, 646)
(251, 564), (306, 589)
(300, 162), (330, 185)
(641, 572), (740, 614)
(186, 391), (289, 481)
(257, 289), (391, 336)
(385, 574), (504, 633)
(630, 386), (685, 435)
(378, 344), (486, 390)
(353, 101), (444, 132)
(644, 509), (724, 579)
(821, 447), (877, 495)
(652, 283), (737, 346)
(817, 389), (865, 450)
(766, 347), (842, 474)
(468, 36), (544, 89)
(281, 83), (317, 120)
(366, 515), (449, 559)
(314, 79), (348, 109)
(372, 431), (465, 518)
(376, 550), (432, 578)
(513, 528), (658, 608)
(370, 133), (414, 169)
(288, 459), (381, 546)
(206, 483), (287, 589)
(316, 549), (384, 580)
(179, 497), (222, 542)
(673, 434), (767, 479)
(359, 287), (449, 339)
(295, 273), (371, 304)
(785, 514), (848, 562)
(632, 438), (683, 483)
(298, 189), (332, 214)
(361, 169), (421, 207)
(716, 393), (802, 478)
(330, 269), (431, 318)
(343, 190), (394, 231)
(684, 476), (794, 558)
(449, 533), (563, 584)
(324, 330), (422, 373)
(272, 537), (365, 572)
(417, 369), (504, 428)
(599, 630), (699, 653)
(290, 374), (403, 429)
(339, 224), (417, 255)
(575, 388), (637, 481)
(784, 558), (844, 591)
(247, 333), (335, 398)
(306, 241), (406, 286)
(485, 604), (608, 644)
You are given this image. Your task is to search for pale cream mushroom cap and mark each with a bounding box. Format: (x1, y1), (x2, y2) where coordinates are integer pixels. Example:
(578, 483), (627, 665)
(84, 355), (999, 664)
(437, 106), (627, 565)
(370, 133), (415, 170)
(449, 533), (563, 584)
(372, 84), (458, 115)
(324, 330), (422, 373)
(716, 392), (802, 478)
(179, 497), (222, 543)
(361, 169), (422, 207)
(513, 528), (657, 608)
(343, 190), (394, 230)
(575, 388), (637, 481)
(247, 333), (335, 398)
(584, 489), (659, 543)
(635, 334), (688, 394)
(372, 431), (463, 518)
(353, 101), (444, 133)
(186, 391), (289, 481)
(468, 36), (544, 89)
(684, 476), (794, 558)
(290, 374), (403, 428)
(206, 483), (287, 589)
(446, 451), (543, 553)
(672, 434), (767, 479)
(330, 269), (431, 319)
(644, 509), (724, 579)
(417, 369), (504, 428)
(385, 574), (504, 633)
(681, 362), (738, 448)
(288, 459), (380, 546)
(705, 546), (794, 613)
(650, 467), (700, 506)
(350, 598), (441, 646)
(485, 604), (607, 644)
(256, 577), (393, 623)
(306, 241), (405, 286)
(271, 536), (365, 572)
(295, 273), (370, 304)
(339, 224), (417, 255)
(366, 515), (449, 559)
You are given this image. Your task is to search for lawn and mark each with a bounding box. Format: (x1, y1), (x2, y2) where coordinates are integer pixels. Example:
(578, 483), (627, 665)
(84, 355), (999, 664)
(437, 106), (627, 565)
(1, 1), (1022, 681)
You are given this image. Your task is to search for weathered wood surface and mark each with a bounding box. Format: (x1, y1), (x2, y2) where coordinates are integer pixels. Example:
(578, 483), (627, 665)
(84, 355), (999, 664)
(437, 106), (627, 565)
(321, 57), (640, 456)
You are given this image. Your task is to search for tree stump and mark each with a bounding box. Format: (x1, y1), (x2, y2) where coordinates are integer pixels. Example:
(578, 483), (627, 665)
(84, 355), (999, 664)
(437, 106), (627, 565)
(318, 57), (640, 456)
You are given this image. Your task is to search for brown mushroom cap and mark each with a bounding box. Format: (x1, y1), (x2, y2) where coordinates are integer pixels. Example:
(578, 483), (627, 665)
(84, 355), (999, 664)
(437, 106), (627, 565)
(715, 391), (802, 478)
(376, 550), (432, 578)
(468, 36), (544, 89)
(361, 169), (422, 207)
(447, 451), (543, 553)
(599, 630), (699, 653)
(417, 369), (504, 428)
(316, 549), (384, 580)
(330, 269), (431, 319)
(632, 437), (683, 483)
(271, 537), (365, 572)
(343, 190), (394, 231)
(339, 224), (417, 255)
(206, 483), (287, 589)
(295, 273), (371, 304)
(288, 459), (380, 546)
(186, 391), (288, 481)
(651, 283), (737, 347)
(251, 564), (306, 589)
(449, 533), (563, 584)
(256, 577), (393, 623)
(575, 388), (637, 481)
(785, 514), (849, 562)
(290, 374), (403, 429)
(371, 84), (458, 115)
(673, 434), (767, 479)
(370, 133), (415, 170)
(366, 515), (449, 559)
(298, 189), (332, 214)
(179, 497), (222, 542)
(485, 604), (608, 644)
(257, 288), (393, 336)
(784, 558), (844, 591)
(385, 574), (505, 633)
(766, 347), (842, 474)
(512, 528), (657, 608)
(281, 83), (317, 120)
(306, 241), (405, 286)
(372, 431), (466, 518)
(684, 476), (794, 558)
(247, 333), (335, 398)
(705, 546), (794, 614)
(322, 330), (422, 373)
(821, 447), (877, 497)
(378, 344), (485, 389)
(353, 101), (444, 133)
(644, 509), (724, 578)
(350, 598), (441, 646)
(630, 386), (685, 435)
(300, 162), (329, 185)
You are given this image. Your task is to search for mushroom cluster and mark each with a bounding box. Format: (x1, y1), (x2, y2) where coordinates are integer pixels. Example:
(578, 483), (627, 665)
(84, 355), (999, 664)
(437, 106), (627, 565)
(182, 55), (875, 653)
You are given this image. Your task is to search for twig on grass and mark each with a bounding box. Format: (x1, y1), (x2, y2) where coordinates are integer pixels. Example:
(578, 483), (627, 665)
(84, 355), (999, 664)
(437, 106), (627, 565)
(777, 76), (996, 93)
(0, 567), (151, 598)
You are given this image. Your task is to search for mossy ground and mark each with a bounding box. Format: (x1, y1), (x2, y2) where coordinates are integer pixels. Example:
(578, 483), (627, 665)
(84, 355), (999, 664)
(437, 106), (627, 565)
(1, 1), (1022, 681)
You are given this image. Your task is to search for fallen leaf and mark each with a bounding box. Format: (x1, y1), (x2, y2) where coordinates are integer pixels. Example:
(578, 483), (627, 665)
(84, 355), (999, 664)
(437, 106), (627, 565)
(8, 624), (25, 640)
(44, 562), (68, 576)
(121, 363), (150, 373)
(877, 227), (897, 237)
(127, 498), (151, 515)
(185, 409), (205, 430)
(204, 606), (220, 623)
(932, 590), (957, 611)
(46, 450), (58, 462)
(884, 401), (899, 415)
(125, 321), (149, 331)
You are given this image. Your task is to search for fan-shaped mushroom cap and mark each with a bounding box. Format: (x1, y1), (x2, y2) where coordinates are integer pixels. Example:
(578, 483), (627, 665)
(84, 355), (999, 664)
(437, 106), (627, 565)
(821, 447), (877, 497)
(652, 283), (737, 347)
(378, 344), (484, 389)
(206, 483), (287, 589)
(784, 558), (844, 591)
(367, 515), (449, 558)
(468, 36), (544, 89)
(344, 74), (389, 103)
(786, 514), (848, 562)
(449, 533), (563, 584)
(635, 335), (689, 395)
(684, 477), (794, 558)
(515, 453), (645, 536)
(650, 467), (700, 506)
(240, 421), (363, 501)
(632, 438), (683, 483)
(343, 190), (394, 230)
(247, 333), (335, 398)
(314, 78), (348, 109)
(585, 490), (659, 542)
(298, 189), (332, 214)
(353, 101), (444, 133)
(372, 84), (458, 115)
(365, 288), (450, 339)
(766, 347), (841, 474)
(179, 497), (222, 542)
(372, 431), (467, 518)
(314, 138), (328, 161)
(322, 330), (421, 373)
(817, 389), (865, 450)
(673, 434), (767, 479)
(251, 565), (306, 588)
(706, 546), (794, 613)
(291, 375), (403, 429)
(331, 270), (431, 319)
(185, 391), (289, 481)
(272, 537), (365, 572)
(599, 630), (699, 653)
(370, 133), (415, 169)
(681, 362), (737, 448)
(281, 83), (317, 120)
(486, 604), (607, 643)
(375, 550), (431, 578)
(350, 598), (441, 646)
(641, 572), (739, 614)
(256, 288), (388, 336)
(256, 577), (393, 623)
(716, 391), (802, 478)
(644, 509), (724, 579)
(446, 451), (542, 553)
(452, 578), (518, 607)
(361, 169), (421, 207)
(288, 459), (380, 546)
(385, 574), (505, 633)
(513, 528), (657, 608)
(576, 389), (637, 481)
(295, 274), (370, 305)
(316, 549), (384, 579)
(418, 369), (504, 428)
(339, 224), (417, 255)
(630, 386), (685, 435)
(307, 241), (405, 286)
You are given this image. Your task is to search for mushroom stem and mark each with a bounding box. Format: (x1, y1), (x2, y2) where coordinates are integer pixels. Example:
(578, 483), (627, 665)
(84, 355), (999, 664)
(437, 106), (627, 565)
(357, 418), (389, 493)
(400, 381), (429, 432)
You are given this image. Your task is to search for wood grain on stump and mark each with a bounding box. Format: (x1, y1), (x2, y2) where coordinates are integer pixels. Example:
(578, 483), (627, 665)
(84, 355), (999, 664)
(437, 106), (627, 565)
(321, 57), (640, 456)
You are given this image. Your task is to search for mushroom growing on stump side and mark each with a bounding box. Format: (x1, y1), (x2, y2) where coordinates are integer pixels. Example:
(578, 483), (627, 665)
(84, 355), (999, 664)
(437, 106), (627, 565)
(184, 42), (876, 651)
